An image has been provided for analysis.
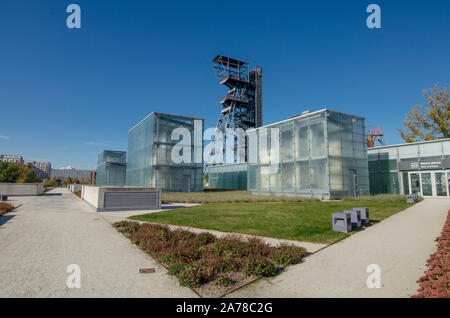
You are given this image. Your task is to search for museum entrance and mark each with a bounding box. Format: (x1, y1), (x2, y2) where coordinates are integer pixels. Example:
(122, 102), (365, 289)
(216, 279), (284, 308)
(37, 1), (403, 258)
(404, 170), (450, 197)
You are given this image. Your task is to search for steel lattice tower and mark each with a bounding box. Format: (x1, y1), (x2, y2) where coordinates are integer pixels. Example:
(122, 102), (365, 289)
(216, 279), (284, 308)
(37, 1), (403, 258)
(212, 55), (262, 132)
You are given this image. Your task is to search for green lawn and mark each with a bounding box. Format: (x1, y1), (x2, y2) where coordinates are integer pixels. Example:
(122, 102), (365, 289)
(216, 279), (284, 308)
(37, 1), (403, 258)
(129, 200), (414, 244)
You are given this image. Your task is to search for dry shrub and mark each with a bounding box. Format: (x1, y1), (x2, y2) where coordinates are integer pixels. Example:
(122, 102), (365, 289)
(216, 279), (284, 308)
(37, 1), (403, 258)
(412, 211), (450, 298)
(0, 202), (14, 215)
(114, 221), (307, 288)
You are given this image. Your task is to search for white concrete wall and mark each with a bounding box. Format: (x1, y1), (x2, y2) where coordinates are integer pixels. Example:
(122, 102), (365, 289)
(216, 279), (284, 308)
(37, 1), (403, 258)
(70, 184), (82, 193)
(81, 185), (100, 208)
(81, 186), (161, 211)
(0, 183), (44, 196)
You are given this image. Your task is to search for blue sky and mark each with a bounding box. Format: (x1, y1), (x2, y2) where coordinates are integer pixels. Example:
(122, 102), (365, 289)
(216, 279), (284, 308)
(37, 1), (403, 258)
(1, 0), (449, 169)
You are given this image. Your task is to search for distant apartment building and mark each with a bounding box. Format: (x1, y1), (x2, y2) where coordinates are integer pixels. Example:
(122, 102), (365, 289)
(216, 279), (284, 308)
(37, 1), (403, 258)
(51, 166), (96, 183)
(0, 154), (24, 164)
(26, 161), (52, 180)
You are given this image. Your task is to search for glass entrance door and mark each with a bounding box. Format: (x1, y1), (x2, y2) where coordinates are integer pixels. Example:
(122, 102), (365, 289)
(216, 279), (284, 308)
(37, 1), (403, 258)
(421, 173), (433, 196)
(410, 173), (421, 195)
(436, 172), (447, 197)
(435, 172), (448, 197)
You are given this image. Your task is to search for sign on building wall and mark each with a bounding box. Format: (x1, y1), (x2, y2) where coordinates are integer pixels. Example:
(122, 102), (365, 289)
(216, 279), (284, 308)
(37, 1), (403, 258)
(398, 159), (450, 171)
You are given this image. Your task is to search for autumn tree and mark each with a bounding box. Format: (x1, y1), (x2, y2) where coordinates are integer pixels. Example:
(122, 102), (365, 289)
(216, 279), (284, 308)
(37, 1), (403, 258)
(399, 83), (450, 142)
(43, 176), (58, 188)
(62, 177), (73, 186)
(0, 162), (40, 183)
(16, 165), (41, 183)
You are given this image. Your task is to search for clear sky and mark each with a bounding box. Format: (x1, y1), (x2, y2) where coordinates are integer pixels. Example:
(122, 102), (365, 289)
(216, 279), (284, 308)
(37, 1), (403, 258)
(1, 0), (449, 169)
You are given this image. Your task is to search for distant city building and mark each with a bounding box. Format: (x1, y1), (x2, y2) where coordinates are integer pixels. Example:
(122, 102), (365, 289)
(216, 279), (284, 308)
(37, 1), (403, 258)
(51, 167), (96, 183)
(26, 161), (51, 180)
(0, 154), (24, 164)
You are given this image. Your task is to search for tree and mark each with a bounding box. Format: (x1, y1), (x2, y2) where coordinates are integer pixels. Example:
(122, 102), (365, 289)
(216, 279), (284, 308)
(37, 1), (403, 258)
(62, 177), (73, 186)
(17, 165), (41, 183)
(399, 83), (450, 142)
(0, 162), (40, 183)
(43, 176), (58, 188)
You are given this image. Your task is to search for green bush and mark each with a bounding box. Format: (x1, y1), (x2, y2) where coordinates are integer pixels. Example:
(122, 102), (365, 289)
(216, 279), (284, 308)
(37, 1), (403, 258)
(270, 244), (307, 266)
(214, 275), (235, 287)
(178, 265), (202, 288)
(243, 257), (277, 277)
(168, 262), (188, 275)
(195, 232), (216, 245)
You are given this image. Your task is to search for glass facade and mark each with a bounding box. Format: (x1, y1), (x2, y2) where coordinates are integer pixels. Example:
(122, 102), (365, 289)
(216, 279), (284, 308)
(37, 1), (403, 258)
(207, 163), (248, 190)
(98, 151), (126, 165)
(126, 112), (204, 192)
(247, 109), (369, 199)
(368, 138), (450, 197)
(96, 150), (127, 186)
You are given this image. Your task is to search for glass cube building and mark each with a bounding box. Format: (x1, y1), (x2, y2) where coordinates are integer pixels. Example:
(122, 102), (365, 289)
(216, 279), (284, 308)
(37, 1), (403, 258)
(96, 150), (127, 186)
(368, 138), (450, 197)
(126, 112), (204, 192)
(207, 163), (248, 190)
(246, 109), (369, 199)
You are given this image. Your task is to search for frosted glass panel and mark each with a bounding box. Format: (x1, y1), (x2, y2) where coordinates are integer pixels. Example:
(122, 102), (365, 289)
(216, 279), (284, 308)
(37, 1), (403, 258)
(419, 142), (442, 158)
(398, 145), (419, 159)
(328, 120), (341, 157)
(310, 122), (326, 158)
(207, 163), (248, 190)
(296, 161), (310, 191)
(296, 125), (309, 160)
(311, 159), (327, 191)
(246, 109), (369, 199)
(280, 128), (294, 161)
(126, 113), (203, 192)
(281, 162), (295, 191)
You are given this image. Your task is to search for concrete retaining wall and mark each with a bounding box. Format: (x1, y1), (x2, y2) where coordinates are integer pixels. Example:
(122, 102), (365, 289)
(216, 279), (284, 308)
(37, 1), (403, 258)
(81, 185), (100, 208)
(81, 185), (161, 212)
(70, 184), (82, 193)
(0, 183), (44, 196)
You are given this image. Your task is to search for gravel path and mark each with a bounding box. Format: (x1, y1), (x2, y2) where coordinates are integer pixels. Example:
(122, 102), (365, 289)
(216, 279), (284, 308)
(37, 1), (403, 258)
(226, 198), (450, 298)
(0, 188), (197, 298)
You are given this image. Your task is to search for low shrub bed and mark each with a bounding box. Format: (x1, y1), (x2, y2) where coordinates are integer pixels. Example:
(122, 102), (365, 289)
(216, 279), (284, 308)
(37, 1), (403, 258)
(74, 191), (82, 198)
(0, 202), (14, 216)
(113, 221), (307, 297)
(412, 210), (449, 298)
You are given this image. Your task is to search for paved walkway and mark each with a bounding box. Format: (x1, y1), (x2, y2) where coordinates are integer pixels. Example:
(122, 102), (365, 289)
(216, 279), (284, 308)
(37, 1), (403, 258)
(0, 188), (197, 298)
(227, 198), (450, 298)
(2, 190), (448, 298)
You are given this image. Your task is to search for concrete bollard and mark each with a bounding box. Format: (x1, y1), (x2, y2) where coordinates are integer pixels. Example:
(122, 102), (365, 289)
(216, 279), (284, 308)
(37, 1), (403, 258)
(344, 210), (362, 229)
(332, 212), (352, 233)
(353, 207), (369, 225)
